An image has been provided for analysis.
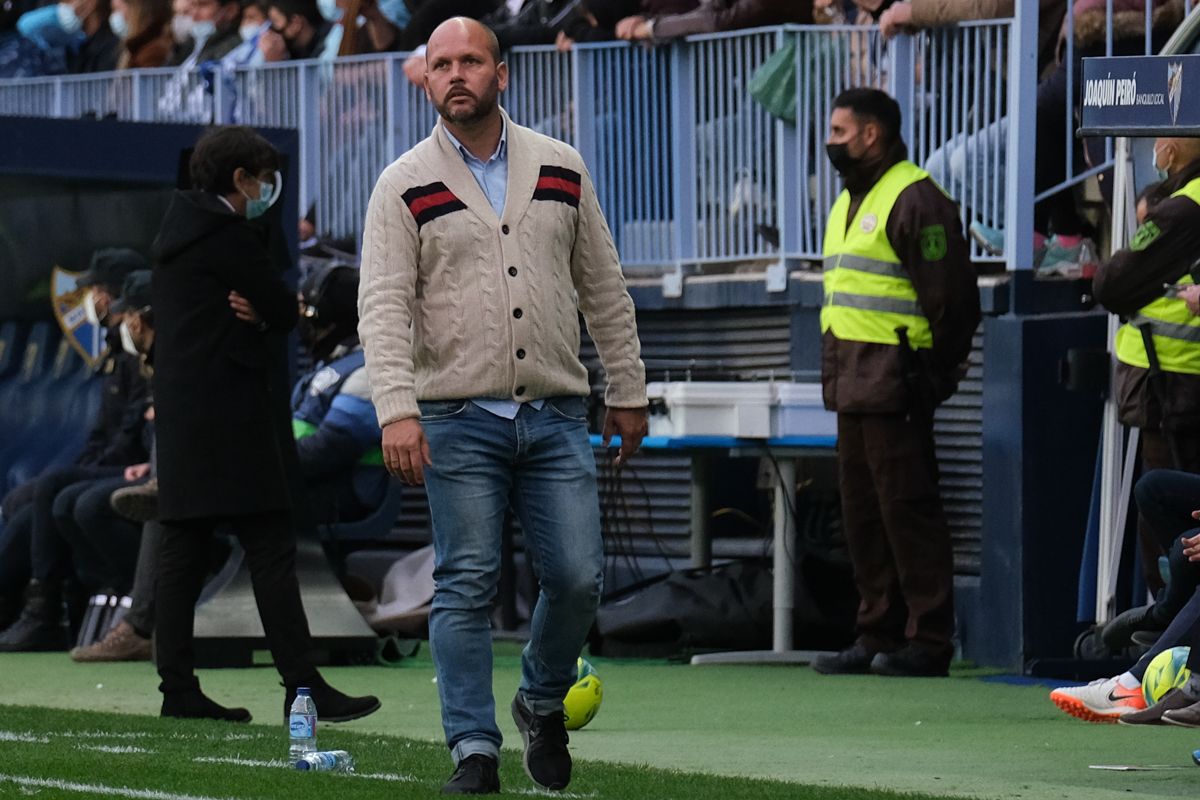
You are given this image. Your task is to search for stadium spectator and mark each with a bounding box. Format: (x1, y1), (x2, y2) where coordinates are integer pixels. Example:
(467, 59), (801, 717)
(324, 0), (403, 56)
(168, 0), (241, 65)
(62, 0), (122, 72)
(0, 248), (151, 652)
(112, 0), (173, 67)
(396, 0), (499, 51)
(169, 0), (196, 44)
(260, 0), (330, 60)
(972, 0), (1183, 271)
(810, 88), (979, 679)
(614, 0), (809, 42)
(1092, 137), (1200, 593)
(149, 125), (379, 724)
(359, 18), (647, 792)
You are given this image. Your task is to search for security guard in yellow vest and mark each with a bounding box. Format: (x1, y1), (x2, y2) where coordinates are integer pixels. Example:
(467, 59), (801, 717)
(1092, 137), (1200, 598)
(811, 89), (980, 679)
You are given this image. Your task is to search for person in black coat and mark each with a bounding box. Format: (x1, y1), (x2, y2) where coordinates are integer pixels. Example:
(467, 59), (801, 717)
(149, 125), (380, 724)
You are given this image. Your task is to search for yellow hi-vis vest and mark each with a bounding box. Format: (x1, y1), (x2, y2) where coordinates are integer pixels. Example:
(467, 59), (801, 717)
(1114, 176), (1200, 376)
(821, 160), (932, 349)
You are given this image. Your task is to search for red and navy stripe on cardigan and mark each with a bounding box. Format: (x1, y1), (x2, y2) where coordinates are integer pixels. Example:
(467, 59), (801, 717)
(532, 165), (581, 207)
(402, 182), (467, 228)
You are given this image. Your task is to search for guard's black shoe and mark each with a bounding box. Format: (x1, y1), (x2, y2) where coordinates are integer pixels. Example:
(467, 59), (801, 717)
(511, 693), (571, 790)
(441, 754), (500, 795)
(869, 644), (950, 677)
(812, 642), (878, 675)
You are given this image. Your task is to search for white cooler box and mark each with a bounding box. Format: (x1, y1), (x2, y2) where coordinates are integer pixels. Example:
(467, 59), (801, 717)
(647, 381), (774, 438)
(771, 382), (836, 438)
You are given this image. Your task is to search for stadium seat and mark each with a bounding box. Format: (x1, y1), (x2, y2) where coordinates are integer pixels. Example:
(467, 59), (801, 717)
(322, 477), (406, 542)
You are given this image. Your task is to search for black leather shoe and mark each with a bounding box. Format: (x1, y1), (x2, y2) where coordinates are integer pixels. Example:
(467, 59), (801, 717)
(869, 644), (950, 677)
(283, 680), (381, 724)
(441, 754), (500, 795)
(812, 642), (878, 675)
(161, 690), (252, 723)
(511, 693), (571, 790)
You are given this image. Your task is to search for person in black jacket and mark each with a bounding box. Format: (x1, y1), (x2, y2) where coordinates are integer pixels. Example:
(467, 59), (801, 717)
(0, 248), (150, 652)
(149, 125), (379, 724)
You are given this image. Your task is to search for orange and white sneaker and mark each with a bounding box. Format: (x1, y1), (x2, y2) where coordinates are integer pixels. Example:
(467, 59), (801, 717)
(1050, 677), (1146, 723)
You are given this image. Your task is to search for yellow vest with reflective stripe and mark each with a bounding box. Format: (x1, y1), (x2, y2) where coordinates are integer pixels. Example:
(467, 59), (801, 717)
(821, 160), (932, 349)
(1114, 177), (1200, 376)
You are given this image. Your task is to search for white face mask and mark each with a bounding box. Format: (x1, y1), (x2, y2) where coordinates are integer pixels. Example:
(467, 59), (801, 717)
(317, 0), (343, 22)
(57, 2), (82, 34)
(1154, 145), (1172, 181)
(119, 320), (139, 356)
(83, 289), (100, 327)
(108, 9), (127, 37)
(238, 21), (261, 41)
(191, 17), (216, 40)
(170, 13), (193, 43)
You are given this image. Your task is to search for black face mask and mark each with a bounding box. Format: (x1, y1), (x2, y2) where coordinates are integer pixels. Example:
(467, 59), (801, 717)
(825, 142), (861, 176)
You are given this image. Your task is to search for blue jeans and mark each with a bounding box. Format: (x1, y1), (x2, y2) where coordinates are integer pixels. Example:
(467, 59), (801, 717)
(923, 117), (1008, 229)
(419, 397), (604, 764)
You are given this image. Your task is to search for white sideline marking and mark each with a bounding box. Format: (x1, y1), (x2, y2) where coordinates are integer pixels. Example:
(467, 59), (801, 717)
(68, 731), (153, 739)
(353, 771), (419, 782)
(512, 790), (598, 798)
(0, 731), (49, 744)
(78, 744), (153, 754)
(0, 774), (237, 800)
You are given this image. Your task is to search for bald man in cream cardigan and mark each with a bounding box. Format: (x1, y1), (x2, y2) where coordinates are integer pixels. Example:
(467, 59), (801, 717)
(358, 17), (648, 796)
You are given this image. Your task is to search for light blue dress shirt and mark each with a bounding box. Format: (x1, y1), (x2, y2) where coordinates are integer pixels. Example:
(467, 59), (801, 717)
(443, 122), (544, 420)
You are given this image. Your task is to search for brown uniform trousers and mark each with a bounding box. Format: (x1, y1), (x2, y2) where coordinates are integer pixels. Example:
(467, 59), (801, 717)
(837, 410), (954, 659)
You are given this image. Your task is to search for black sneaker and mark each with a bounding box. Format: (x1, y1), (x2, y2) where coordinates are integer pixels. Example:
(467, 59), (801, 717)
(511, 693), (571, 790)
(812, 642), (878, 675)
(1101, 604), (1161, 650)
(441, 754), (500, 795)
(161, 690), (252, 723)
(869, 644), (950, 678)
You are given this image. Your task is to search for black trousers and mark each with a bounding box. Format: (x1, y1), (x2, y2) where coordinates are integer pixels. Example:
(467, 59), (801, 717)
(55, 476), (143, 594)
(837, 411), (955, 658)
(0, 505), (32, 600)
(154, 510), (319, 694)
(25, 465), (123, 584)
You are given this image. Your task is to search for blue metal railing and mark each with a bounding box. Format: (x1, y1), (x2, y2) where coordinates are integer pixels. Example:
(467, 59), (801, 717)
(0, 21), (1017, 278)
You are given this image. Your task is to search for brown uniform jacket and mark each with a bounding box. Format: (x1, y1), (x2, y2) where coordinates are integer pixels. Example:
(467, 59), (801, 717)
(1093, 165), (1200, 433)
(821, 156), (981, 415)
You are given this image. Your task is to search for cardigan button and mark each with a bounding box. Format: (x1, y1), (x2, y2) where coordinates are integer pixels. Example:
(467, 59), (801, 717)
(508, 266), (518, 276)
(515, 385), (525, 395)
(516, 348), (526, 359)
(501, 224), (510, 235)
(513, 308), (523, 319)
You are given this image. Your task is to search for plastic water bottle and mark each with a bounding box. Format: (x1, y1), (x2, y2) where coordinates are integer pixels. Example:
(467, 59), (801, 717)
(295, 750), (355, 773)
(288, 687), (317, 761)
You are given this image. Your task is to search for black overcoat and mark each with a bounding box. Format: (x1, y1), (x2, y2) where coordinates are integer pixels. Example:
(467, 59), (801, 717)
(150, 190), (298, 521)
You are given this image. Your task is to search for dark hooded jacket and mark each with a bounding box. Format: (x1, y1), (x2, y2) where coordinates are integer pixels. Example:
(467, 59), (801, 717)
(150, 190), (298, 521)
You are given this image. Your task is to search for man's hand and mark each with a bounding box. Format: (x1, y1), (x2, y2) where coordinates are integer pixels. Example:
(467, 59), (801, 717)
(228, 291), (262, 325)
(382, 418), (432, 485)
(602, 406), (648, 467)
(555, 30), (574, 52)
(259, 29), (288, 62)
(879, 1), (913, 39)
(403, 52), (425, 86)
(1180, 284), (1200, 316)
(124, 463), (151, 482)
(615, 15), (652, 41)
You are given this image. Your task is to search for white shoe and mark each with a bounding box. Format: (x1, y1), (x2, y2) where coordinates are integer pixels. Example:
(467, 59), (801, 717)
(1049, 676), (1146, 723)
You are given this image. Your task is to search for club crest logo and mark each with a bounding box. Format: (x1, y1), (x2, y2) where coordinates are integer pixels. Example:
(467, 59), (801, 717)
(860, 213), (878, 233)
(51, 266), (107, 369)
(1168, 62), (1183, 126)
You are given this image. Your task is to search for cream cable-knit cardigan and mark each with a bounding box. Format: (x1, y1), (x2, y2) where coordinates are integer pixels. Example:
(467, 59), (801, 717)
(358, 109), (647, 427)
